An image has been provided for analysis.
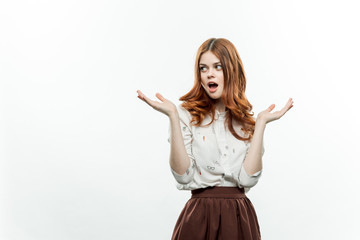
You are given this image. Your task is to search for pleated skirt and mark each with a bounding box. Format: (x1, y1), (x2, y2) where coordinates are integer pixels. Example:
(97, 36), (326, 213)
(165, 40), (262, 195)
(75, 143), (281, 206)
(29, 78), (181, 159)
(171, 186), (261, 240)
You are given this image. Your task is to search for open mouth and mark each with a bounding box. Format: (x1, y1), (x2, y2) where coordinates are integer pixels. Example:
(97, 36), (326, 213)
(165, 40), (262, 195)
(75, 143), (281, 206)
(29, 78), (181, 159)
(208, 82), (218, 92)
(208, 82), (218, 89)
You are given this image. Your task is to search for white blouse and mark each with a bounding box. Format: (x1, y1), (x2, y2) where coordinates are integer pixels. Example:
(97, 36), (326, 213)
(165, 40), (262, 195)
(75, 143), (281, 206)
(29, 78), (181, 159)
(168, 104), (265, 193)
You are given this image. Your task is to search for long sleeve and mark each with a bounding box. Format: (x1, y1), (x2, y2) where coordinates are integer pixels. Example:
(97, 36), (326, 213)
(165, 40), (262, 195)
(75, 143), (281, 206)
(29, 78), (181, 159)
(237, 140), (265, 188)
(167, 105), (197, 185)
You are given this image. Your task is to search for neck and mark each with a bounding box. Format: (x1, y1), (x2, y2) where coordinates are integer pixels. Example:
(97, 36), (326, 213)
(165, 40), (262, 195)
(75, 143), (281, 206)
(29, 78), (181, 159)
(214, 100), (226, 113)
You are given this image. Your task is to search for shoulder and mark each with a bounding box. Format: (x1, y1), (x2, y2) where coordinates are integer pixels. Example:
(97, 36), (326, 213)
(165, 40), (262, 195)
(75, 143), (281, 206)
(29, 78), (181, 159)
(176, 103), (191, 117)
(176, 103), (193, 126)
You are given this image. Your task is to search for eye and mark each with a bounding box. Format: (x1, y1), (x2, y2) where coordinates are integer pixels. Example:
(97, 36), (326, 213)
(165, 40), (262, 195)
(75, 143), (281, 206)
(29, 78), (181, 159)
(200, 66), (207, 71)
(216, 65), (222, 70)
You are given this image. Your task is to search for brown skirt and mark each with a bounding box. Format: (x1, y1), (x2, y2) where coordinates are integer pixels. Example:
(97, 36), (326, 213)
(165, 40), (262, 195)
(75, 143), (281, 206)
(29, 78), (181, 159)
(171, 186), (261, 240)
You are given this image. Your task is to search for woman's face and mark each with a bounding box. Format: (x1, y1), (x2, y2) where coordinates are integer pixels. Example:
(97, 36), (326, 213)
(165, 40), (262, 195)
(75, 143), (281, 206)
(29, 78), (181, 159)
(199, 51), (224, 100)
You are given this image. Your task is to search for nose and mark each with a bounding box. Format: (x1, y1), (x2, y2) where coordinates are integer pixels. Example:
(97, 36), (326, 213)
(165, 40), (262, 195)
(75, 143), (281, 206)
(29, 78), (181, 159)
(207, 67), (215, 78)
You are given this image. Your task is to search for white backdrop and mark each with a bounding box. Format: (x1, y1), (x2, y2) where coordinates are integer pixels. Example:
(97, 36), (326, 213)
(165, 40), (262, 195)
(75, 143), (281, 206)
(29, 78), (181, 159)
(1, 0), (359, 239)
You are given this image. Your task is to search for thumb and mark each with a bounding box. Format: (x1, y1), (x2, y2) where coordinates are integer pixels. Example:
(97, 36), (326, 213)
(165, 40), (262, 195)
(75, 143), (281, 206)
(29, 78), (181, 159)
(156, 93), (166, 102)
(267, 104), (275, 111)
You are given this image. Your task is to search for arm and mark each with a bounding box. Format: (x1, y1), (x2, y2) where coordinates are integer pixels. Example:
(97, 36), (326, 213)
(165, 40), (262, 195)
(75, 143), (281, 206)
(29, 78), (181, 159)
(169, 111), (191, 175)
(168, 108), (196, 184)
(242, 119), (266, 175)
(239, 98), (294, 188)
(135, 90), (197, 184)
(238, 119), (266, 188)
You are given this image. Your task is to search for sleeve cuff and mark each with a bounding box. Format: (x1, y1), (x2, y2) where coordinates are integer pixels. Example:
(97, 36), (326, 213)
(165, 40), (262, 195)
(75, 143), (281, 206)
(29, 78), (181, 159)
(238, 165), (262, 188)
(170, 161), (195, 185)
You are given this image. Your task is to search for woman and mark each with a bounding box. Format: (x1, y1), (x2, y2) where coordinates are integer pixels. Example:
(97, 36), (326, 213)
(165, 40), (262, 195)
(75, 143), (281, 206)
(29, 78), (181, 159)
(137, 38), (294, 240)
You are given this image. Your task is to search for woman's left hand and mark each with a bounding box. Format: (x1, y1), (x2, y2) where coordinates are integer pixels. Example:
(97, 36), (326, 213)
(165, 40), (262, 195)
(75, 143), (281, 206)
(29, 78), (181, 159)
(257, 98), (294, 124)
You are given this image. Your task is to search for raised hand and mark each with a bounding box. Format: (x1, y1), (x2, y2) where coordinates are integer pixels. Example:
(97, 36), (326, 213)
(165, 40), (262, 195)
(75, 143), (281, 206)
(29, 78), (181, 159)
(257, 98), (294, 124)
(137, 90), (177, 117)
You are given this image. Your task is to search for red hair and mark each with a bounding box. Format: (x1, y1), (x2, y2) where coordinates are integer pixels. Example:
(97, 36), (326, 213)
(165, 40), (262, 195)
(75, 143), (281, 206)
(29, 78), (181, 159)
(179, 38), (256, 142)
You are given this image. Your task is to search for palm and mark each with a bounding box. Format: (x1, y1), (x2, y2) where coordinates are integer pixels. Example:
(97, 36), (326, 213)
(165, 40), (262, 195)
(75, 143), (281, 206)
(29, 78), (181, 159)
(257, 98), (294, 124)
(137, 90), (177, 117)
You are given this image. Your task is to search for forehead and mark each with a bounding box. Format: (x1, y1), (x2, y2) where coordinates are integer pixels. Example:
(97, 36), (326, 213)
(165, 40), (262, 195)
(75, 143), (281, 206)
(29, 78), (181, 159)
(199, 51), (220, 64)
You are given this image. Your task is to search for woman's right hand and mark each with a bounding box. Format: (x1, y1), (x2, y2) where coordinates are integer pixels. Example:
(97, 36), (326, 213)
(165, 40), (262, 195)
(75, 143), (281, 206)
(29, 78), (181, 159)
(137, 90), (177, 117)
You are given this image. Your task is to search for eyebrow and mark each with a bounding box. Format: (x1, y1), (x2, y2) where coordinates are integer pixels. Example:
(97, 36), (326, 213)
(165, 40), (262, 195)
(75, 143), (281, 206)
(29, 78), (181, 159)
(199, 62), (221, 66)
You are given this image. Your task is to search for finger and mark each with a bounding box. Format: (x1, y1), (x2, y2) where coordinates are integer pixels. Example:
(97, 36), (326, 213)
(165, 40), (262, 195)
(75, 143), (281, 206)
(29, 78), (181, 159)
(288, 98), (294, 106)
(273, 99), (293, 118)
(156, 93), (166, 102)
(283, 99), (293, 110)
(138, 91), (156, 107)
(279, 105), (290, 115)
(137, 90), (145, 100)
(137, 90), (148, 102)
(137, 91), (144, 101)
(267, 104), (275, 111)
(285, 99), (292, 106)
(138, 92), (146, 102)
(279, 101), (293, 115)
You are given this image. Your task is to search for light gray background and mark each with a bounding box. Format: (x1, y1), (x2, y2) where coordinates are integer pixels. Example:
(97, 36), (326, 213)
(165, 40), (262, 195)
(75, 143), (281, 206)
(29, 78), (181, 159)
(1, 0), (359, 239)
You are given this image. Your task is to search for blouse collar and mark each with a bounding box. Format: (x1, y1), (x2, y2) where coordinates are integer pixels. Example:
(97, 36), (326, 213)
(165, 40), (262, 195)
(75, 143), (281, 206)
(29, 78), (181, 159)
(215, 109), (227, 119)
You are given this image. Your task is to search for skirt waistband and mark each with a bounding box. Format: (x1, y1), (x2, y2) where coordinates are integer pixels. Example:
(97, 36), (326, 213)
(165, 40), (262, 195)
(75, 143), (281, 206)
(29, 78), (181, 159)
(191, 186), (246, 199)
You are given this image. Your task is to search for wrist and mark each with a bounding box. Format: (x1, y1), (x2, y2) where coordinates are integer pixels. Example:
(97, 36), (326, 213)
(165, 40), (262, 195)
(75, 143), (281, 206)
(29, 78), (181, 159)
(169, 110), (179, 120)
(255, 118), (266, 127)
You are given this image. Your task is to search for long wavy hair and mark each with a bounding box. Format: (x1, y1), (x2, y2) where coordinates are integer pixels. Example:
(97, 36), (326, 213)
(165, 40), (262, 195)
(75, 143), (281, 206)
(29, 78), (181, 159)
(179, 38), (256, 142)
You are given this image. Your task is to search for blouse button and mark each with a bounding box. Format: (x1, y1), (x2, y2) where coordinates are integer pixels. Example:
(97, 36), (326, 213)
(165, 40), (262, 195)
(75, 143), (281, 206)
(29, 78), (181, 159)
(225, 145), (228, 149)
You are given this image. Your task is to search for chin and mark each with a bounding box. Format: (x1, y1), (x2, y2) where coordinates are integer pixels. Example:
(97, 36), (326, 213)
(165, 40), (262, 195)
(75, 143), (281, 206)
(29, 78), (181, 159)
(210, 95), (221, 100)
